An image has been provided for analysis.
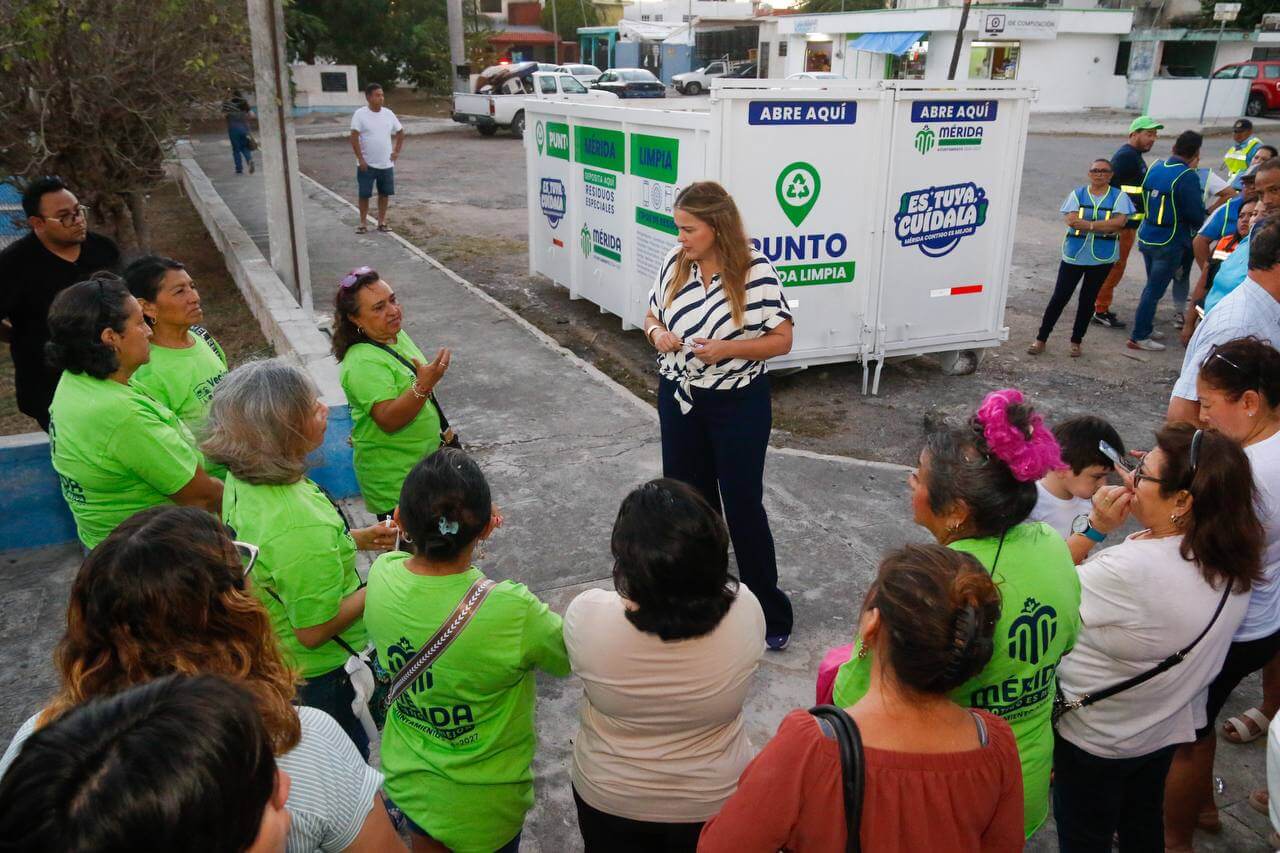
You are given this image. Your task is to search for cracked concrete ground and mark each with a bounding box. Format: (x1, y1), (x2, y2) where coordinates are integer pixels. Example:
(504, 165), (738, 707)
(0, 139), (1273, 851)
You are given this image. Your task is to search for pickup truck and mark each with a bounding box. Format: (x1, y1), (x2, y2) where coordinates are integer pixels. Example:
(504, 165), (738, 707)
(672, 59), (742, 96)
(452, 70), (616, 139)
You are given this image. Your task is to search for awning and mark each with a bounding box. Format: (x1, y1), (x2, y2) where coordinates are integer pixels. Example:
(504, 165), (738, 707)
(848, 31), (925, 56)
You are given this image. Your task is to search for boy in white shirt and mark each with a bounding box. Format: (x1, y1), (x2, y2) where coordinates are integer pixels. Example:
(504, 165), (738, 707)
(1032, 415), (1125, 544)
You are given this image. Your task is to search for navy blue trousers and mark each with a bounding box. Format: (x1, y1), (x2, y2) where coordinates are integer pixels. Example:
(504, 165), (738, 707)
(657, 375), (793, 637)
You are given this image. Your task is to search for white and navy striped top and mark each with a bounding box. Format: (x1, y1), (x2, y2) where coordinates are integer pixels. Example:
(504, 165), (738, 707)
(649, 246), (793, 413)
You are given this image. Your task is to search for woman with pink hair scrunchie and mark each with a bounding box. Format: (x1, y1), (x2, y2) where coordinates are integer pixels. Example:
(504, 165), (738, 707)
(829, 388), (1081, 840)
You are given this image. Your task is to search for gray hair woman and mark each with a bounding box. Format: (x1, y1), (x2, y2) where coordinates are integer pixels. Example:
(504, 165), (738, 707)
(203, 359), (396, 758)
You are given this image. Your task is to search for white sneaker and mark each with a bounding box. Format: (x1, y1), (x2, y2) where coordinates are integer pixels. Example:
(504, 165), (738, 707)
(1128, 338), (1166, 352)
(1150, 329), (1166, 341)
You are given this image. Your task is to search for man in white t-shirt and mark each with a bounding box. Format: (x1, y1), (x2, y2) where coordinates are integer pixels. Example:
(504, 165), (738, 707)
(349, 82), (405, 234)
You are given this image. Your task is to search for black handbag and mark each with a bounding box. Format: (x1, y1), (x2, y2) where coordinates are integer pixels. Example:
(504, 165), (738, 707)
(359, 340), (462, 449)
(810, 704), (865, 853)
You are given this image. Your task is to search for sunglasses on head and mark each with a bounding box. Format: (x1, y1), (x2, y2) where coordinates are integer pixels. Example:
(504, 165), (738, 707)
(1204, 344), (1261, 392)
(339, 266), (375, 290)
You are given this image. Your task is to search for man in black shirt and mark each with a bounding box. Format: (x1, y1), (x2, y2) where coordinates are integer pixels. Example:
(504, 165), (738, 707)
(1091, 116), (1162, 329)
(0, 177), (120, 430)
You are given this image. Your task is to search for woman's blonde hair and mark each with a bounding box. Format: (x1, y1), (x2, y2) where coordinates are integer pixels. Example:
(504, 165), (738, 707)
(42, 507), (302, 754)
(202, 359), (319, 485)
(665, 182), (754, 327)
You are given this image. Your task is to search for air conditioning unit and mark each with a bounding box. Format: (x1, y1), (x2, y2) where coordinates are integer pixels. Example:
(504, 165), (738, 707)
(1263, 13), (1280, 32)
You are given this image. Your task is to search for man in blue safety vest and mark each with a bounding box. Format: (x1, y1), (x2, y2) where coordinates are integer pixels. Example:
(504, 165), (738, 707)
(1224, 119), (1263, 180)
(1129, 130), (1207, 352)
(1092, 116), (1162, 330)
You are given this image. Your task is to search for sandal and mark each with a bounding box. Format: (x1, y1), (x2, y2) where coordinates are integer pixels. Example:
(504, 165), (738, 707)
(355, 224), (368, 234)
(377, 223), (393, 233)
(1027, 341), (1046, 355)
(1223, 707), (1272, 743)
(1069, 343), (1082, 358)
(1250, 789), (1270, 817)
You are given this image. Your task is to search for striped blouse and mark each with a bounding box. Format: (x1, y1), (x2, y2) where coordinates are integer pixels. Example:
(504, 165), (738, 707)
(649, 246), (793, 413)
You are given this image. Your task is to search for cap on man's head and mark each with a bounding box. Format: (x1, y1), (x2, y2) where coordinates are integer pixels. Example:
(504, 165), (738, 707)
(1234, 119), (1253, 133)
(1129, 116), (1164, 133)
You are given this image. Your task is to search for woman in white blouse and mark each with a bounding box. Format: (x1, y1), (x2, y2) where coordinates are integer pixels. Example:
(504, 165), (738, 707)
(642, 181), (795, 649)
(1053, 424), (1263, 852)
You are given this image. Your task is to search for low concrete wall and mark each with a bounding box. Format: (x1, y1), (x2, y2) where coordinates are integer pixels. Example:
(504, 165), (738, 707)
(0, 157), (359, 552)
(1141, 77), (1250, 121)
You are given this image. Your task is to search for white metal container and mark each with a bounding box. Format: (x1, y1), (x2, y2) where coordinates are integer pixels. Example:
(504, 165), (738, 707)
(524, 79), (1035, 393)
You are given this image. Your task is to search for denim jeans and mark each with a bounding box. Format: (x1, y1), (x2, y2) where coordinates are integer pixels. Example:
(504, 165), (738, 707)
(1053, 734), (1176, 853)
(1132, 242), (1192, 342)
(228, 126), (253, 173)
(296, 664), (370, 760)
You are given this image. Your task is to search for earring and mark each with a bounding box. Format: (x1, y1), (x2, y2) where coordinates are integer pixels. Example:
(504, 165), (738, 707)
(856, 639), (869, 659)
(357, 326), (366, 336)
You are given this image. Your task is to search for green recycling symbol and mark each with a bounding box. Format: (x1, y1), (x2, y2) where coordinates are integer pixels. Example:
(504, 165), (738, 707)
(775, 162), (821, 227)
(579, 224), (592, 258)
(536, 121), (545, 155)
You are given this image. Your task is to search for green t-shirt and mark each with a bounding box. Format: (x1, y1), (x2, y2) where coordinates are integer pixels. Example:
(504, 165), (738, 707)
(48, 370), (201, 548)
(339, 335), (442, 515)
(130, 328), (228, 478)
(831, 522), (1080, 838)
(222, 473), (367, 679)
(364, 554), (570, 853)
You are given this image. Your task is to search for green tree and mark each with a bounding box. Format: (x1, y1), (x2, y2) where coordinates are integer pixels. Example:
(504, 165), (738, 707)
(541, 0), (599, 44)
(1195, 0), (1271, 30)
(794, 0), (885, 13)
(0, 0), (250, 249)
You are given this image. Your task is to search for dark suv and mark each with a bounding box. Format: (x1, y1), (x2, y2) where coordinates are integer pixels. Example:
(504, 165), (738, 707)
(1211, 60), (1280, 117)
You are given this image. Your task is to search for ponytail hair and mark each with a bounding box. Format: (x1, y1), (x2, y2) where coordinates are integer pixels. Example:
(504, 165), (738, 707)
(866, 544), (1002, 694)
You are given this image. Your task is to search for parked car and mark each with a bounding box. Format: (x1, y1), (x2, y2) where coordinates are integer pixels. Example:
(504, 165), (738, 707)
(723, 62), (758, 79)
(555, 63), (603, 84)
(673, 59), (736, 95)
(1210, 60), (1280, 117)
(592, 68), (666, 99)
(453, 70), (617, 138)
(787, 71), (846, 80)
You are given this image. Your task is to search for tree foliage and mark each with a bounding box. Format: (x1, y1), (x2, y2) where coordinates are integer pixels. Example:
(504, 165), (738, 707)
(794, 0), (885, 13)
(541, 0), (599, 44)
(0, 0), (250, 250)
(1195, 0), (1271, 30)
(287, 0), (493, 93)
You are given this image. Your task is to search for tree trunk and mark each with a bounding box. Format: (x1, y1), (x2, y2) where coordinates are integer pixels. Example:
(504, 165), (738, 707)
(125, 191), (150, 254)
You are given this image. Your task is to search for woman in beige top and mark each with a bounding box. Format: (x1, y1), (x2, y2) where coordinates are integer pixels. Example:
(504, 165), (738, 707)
(564, 478), (765, 852)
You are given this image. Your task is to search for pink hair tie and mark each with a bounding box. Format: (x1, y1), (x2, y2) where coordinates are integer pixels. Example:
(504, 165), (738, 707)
(975, 389), (1064, 483)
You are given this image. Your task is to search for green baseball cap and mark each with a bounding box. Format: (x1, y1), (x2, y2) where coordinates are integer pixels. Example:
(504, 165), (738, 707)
(1129, 116), (1164, 133)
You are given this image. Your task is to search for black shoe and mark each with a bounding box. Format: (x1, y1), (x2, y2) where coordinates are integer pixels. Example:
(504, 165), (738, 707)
(1092, 311), (1126, 329)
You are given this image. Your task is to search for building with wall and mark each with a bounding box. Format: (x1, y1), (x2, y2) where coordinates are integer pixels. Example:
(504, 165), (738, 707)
(289, 64), (364, 114)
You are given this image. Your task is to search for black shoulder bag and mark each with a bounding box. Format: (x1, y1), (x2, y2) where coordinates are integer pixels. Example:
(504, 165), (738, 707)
(1054, 581), (1234, 724)
(358, 340), (462, 449)
(809, 704), (865, 853)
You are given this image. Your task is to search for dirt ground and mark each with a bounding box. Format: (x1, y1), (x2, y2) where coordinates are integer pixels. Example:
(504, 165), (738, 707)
(0, 179), (272, 435)
(298, 129), (1238, 465)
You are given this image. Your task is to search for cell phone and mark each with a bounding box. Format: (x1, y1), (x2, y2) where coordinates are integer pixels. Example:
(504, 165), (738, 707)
(1099, 440), (1135, 473)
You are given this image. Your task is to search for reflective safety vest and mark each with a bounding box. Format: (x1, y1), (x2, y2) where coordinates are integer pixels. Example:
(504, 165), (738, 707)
(1207, 196), (1242, 241)
(1138, 158), (1194, 247)
(1224, 136), (1261, 179)
(1120, 182), (1145, 223)
(1063, 185), (1123, 264)
(1212, 233), (1241, 263)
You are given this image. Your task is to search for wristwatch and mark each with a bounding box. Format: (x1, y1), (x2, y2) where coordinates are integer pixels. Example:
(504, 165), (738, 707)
(1071, 514), (1106, 543)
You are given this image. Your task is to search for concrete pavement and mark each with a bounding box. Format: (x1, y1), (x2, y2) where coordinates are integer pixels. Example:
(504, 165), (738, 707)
(0, 134), (1274, 851)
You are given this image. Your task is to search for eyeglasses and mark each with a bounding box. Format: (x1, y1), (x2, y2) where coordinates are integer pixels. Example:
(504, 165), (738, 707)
(1134, 429), (1203, 488)
(338, 266), (375, 290)
(232, 540), (260, 578)
(40, 204), (89, 228)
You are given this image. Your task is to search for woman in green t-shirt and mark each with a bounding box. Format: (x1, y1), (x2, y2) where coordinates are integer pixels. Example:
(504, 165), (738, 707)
(830, 389), (1081, 840)
(46, 276), (224, 548)
(203, 359), (398, 759)
(124, 256), (228, 476)
(332, 267), (452, 518)
(366, 448), (570, 853)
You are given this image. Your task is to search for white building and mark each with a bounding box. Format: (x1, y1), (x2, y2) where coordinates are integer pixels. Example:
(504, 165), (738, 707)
(627, 0), (761, 24)
(760, 3), (1134, 111)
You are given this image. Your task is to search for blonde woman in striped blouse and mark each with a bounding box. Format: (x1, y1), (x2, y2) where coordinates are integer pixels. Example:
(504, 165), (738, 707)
(642, 181), (796, 650)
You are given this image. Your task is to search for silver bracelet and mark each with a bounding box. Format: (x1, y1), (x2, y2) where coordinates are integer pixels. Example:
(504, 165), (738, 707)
(411, 382), (428, 399)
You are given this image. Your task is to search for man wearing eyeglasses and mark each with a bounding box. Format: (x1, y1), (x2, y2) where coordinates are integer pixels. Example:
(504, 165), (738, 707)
(1169, 216), (1280, 424)
(0, 176), (120, 430)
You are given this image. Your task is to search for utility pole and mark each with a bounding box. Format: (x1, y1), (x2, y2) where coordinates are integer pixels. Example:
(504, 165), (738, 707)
(245, 0), (312, 313)
(947, 0), (972, 80)
(447, 0), (468, 93)
(1198, 3), (1239, 124)
(551, 0), (561, 64)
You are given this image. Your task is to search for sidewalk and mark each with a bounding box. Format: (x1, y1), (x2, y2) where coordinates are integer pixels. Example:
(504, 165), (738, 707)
(1031, 109), (1280, 138)
(0, 136), (1272, 851)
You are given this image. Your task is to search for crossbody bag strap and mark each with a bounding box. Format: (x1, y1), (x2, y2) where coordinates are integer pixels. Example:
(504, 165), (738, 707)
(385, 578), (497, 709)
(357, 339), (455, 439)
(190, 324), (228, 366)
(809, 704), (864, 853)
(1068, 582), (1233, 712)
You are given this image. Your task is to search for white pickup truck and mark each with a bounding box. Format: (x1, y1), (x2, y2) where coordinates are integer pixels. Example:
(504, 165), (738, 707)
(452, 71), (616, 139)
(672, 59), (738, 96)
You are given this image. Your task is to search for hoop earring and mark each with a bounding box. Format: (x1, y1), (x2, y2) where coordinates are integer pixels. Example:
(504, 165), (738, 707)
(357, 326), (366, 336)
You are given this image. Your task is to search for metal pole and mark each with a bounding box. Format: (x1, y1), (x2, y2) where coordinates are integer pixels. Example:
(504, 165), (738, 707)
(447, 0), (467, 93)
(551, 0), (560, 64)
(245, 0), (312, 313)
(1197, 18), (1226, 125)
(947, 0), (972, 81)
